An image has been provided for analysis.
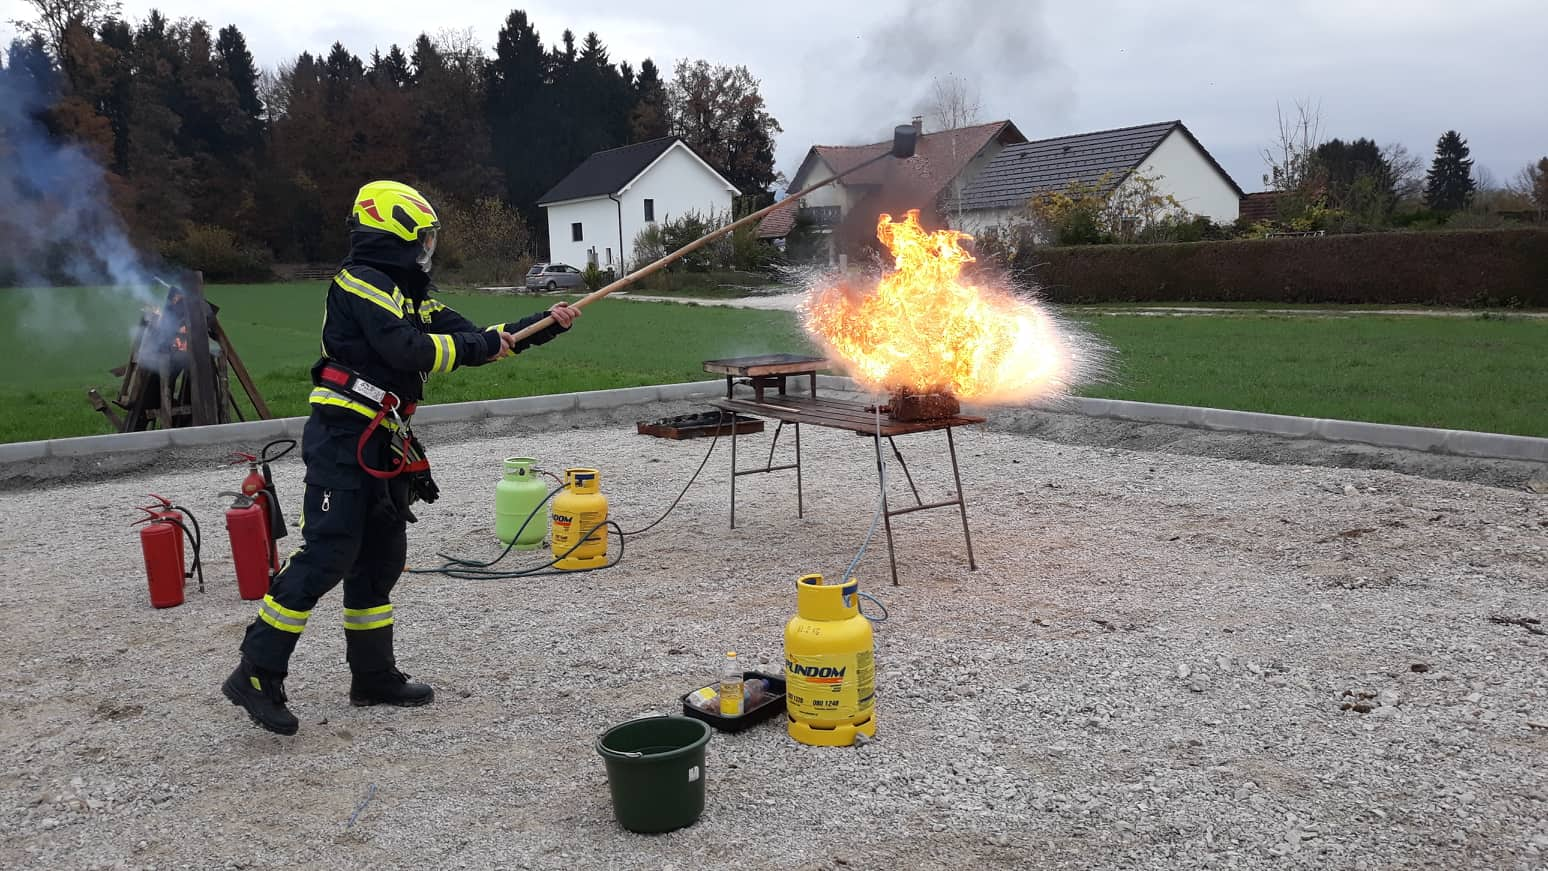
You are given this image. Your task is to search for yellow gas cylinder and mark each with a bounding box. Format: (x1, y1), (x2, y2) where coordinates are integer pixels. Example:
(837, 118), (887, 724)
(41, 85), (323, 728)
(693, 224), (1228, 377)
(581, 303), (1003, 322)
(551, 468), (608, 570)
(784, 573), (876, 746)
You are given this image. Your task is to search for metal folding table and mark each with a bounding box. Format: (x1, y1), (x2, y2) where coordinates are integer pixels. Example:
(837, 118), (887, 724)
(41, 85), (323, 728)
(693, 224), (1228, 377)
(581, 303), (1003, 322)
(702, 355), (982, 585)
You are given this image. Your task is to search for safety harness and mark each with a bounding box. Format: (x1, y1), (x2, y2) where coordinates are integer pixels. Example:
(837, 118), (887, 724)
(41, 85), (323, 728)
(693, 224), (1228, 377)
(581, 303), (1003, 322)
(313, 362), (429, 480)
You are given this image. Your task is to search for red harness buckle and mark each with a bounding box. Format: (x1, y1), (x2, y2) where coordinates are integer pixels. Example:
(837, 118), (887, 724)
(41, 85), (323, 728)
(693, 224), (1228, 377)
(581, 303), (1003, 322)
(315, 362), (423, 479)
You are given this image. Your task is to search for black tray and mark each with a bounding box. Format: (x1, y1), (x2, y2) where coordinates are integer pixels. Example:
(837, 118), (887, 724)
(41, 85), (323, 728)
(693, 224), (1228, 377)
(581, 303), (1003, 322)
(680, 671), (786, 733)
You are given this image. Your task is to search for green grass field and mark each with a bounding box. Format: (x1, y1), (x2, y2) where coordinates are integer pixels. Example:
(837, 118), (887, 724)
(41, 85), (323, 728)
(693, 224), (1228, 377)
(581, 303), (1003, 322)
(1, 283), (1544, 443)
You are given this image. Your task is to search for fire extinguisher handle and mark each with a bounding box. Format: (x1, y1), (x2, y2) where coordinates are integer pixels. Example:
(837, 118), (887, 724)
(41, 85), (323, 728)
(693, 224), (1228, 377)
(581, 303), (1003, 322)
(146, 493), (173, 508)
(130, 506), (159, 526)
(218, 489), (257, 507)
(228, 452), (258, 465)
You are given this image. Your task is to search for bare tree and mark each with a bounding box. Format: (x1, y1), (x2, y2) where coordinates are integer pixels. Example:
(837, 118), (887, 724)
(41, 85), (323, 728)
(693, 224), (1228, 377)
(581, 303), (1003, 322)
(926, 73), (983, 226)
(1508, 157), (1548, 216)
(1260, 98), (1323, 192)
(12, 0), (122, 57)
(257, 66), (289, 122)
(1382, 142), (1424, 203)
(926, 73), (982, 132)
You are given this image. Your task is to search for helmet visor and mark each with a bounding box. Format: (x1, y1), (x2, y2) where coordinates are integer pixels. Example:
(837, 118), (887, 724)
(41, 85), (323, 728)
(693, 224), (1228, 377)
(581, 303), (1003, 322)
(417, 228), (438, 271)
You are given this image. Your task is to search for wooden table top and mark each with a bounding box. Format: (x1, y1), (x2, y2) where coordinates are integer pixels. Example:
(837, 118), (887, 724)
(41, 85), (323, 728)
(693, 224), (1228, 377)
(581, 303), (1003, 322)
(707, 395), (985, 437)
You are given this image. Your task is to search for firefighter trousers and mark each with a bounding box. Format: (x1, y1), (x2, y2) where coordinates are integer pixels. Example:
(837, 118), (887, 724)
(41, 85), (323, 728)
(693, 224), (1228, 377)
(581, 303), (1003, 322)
(240, 477), (408, 677)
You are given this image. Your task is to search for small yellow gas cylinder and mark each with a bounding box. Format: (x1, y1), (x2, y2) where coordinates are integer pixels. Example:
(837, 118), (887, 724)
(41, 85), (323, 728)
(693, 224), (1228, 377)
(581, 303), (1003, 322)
(551, 468), (608, 570)
(784, 573), (876, 746)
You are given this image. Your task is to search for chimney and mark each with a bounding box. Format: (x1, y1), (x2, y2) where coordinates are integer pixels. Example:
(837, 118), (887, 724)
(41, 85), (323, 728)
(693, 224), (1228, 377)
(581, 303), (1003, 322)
(911, 115), (923, 134)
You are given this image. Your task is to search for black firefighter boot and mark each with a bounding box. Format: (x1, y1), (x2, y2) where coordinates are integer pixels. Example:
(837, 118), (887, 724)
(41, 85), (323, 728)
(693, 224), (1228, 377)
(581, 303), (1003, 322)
(347, 625), (434, 707)
(222, 657), (300, 735)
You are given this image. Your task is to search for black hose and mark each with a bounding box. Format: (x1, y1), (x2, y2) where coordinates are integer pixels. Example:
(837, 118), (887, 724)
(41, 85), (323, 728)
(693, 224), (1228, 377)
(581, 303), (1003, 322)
(169, 504), (202, 564)
(619, 409), (725, 537)
(424, 483), (566, 570)
(422, 520), (624, 580)
(261, 439), (297, 464)
(165, 516), (203, 593)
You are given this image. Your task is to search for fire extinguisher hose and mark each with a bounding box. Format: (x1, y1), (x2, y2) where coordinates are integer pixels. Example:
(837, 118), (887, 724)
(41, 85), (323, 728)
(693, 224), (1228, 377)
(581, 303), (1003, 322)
(167, 510), (204, 594)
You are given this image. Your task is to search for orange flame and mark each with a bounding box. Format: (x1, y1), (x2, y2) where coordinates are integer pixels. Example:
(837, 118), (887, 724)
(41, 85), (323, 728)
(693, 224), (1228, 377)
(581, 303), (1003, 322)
(801, 210), (1076, 404)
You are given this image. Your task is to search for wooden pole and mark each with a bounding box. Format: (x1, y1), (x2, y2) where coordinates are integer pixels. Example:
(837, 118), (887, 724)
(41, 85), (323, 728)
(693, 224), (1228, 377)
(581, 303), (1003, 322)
(212, 317), (272, 419)
(183, 270), (220, 427)
(504, 149), (896, 345)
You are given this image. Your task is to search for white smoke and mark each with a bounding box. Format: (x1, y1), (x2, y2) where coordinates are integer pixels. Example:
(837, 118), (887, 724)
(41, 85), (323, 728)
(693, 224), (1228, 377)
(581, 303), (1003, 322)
(0, 56), (161, 339)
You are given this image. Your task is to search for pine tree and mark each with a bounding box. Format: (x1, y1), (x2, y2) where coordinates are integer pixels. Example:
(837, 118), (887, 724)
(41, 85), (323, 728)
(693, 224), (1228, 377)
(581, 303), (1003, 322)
(97, 19), (135, 174)
(1423, 130), (1476, 211)
(629, 58), (668, 142)
(381, 44), (411, 88)
(485, 11), (549, 224)
(214, 25), (261, 120)
(407, 31), (500, 206)
(725, 103), (776, 203)
(124, 11), (194, 243)
(575, 31), (630, 155)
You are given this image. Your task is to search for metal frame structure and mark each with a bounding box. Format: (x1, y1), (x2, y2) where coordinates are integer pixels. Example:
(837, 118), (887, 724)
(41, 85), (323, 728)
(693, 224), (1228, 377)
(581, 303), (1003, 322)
(703, 363), (981, 585)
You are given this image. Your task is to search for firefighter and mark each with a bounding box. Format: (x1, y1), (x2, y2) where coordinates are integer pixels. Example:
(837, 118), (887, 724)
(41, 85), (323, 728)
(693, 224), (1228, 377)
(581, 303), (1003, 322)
(221, 179), (579, 735)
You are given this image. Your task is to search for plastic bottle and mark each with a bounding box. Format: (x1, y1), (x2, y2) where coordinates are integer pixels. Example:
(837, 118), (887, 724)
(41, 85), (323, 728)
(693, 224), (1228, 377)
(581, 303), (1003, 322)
(744, 678), (769, 708)
(719, 652), (744, 717)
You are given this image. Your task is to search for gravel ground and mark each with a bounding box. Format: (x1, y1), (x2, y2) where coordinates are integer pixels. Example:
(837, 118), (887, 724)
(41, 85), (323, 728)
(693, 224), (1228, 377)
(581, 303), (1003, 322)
(2, 401), (1546, 871)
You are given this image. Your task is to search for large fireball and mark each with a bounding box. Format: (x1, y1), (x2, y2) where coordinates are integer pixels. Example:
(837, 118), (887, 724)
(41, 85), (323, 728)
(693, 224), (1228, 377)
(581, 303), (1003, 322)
(800, 210), (1080, 404)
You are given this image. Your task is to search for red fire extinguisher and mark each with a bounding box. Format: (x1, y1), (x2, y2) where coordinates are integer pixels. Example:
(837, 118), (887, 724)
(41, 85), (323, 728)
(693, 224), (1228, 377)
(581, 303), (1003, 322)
(228, 439), (296, 574)
(223, 491), (273, 601)
(133, 497), (203, 609)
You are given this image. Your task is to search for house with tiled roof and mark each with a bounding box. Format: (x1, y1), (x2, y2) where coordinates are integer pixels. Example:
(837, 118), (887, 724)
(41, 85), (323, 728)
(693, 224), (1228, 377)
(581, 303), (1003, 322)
(953, 120), (1244, 232)
(758, 117), (1026, 264)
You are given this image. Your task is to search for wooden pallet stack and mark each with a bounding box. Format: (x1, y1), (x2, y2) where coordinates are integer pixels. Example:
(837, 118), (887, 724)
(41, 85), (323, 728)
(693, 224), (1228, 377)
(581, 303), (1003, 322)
(88, 271), (272, 432)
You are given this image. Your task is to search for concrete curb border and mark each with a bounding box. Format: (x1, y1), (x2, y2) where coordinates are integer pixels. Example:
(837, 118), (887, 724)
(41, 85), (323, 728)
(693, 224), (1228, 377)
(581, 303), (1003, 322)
(1, 376), (1543, 465)
(0, 380), (731, 465)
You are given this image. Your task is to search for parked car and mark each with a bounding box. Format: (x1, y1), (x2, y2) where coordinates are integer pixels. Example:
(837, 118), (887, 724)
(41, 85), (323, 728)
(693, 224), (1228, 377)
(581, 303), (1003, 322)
(525, 263), (586, 292)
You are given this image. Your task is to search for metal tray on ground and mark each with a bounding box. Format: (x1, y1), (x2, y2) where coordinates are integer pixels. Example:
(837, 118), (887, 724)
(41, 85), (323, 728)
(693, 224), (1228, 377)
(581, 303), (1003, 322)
(636, 411), (765, 440)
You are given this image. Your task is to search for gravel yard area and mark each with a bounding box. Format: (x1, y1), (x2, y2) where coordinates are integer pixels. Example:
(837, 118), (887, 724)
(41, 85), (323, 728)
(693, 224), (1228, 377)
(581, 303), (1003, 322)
(2, 401), (1546, 870)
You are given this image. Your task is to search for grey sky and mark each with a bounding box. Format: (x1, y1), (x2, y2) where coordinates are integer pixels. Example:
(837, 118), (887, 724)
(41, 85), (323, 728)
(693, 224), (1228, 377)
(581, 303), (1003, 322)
(13, 0), (1546, 190)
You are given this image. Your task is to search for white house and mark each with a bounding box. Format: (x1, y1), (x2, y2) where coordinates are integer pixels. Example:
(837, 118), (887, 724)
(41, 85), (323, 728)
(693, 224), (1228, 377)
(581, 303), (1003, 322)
(537, 137), (740, 272)
(951, 120), (1244, 234)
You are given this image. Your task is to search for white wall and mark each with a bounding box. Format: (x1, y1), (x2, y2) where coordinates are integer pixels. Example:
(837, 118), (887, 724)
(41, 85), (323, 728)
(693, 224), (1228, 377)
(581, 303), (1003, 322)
(951, 207), (1022, 236)
(618, 144), (737, 268)
(543, 142), (737, 271)
(792, 158), (848, 211)
(544, 196), (623, 271)
(1127, 129), (1241, 223)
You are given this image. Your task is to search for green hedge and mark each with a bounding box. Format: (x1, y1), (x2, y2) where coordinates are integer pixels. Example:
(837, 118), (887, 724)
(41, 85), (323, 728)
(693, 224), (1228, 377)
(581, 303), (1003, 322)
(1029, 229), (1548, 306)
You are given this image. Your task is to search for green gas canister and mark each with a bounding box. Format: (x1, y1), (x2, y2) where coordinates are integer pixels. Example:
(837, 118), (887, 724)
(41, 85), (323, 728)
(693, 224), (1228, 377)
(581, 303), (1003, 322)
(495, 457), (548, 549)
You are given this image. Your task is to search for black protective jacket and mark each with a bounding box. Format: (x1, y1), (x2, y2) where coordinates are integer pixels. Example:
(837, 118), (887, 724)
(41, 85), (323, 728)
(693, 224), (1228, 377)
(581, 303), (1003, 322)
(309, 230), (565, 430)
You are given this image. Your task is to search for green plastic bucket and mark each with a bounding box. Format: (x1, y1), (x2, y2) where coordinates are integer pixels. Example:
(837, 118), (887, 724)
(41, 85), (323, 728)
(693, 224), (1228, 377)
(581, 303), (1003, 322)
(596, 715), (712, 833)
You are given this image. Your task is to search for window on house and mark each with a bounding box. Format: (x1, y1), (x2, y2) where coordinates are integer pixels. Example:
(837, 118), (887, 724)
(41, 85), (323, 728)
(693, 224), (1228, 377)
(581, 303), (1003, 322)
(643, 199), (655, 222)
(571, 222), (583, 242)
